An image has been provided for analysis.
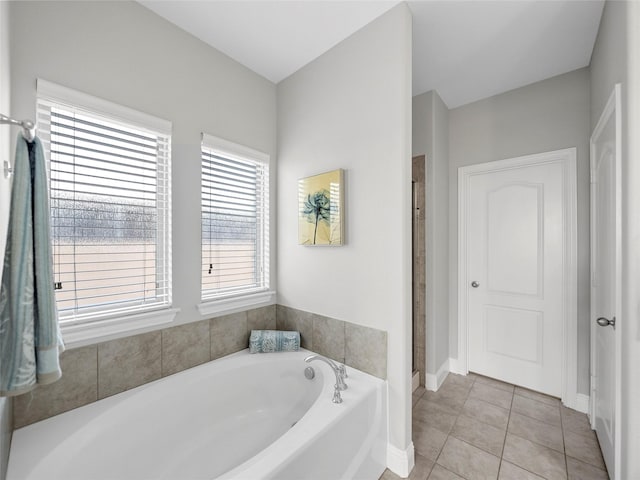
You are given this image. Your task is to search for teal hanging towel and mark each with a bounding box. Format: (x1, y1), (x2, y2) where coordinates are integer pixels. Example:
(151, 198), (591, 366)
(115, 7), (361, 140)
(0, 134), (64, 396)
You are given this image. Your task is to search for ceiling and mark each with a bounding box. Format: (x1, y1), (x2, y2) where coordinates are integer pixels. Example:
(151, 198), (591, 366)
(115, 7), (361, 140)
(139, 0), (605, 109)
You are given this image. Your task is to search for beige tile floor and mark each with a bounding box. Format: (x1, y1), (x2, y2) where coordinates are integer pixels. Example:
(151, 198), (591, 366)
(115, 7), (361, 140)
(381, 373), (609, 480)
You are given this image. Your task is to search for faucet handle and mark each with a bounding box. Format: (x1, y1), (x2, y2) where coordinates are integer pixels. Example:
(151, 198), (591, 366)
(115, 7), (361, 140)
(336, 371), (348, 391)
(332, 386), (343, 404)
(335, 364), (348, 390)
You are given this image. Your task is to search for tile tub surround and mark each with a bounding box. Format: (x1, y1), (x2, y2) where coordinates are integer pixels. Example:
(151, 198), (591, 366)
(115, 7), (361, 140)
(276, 304), (388, 379)
(382, 374), (609, 480)
(13, 305), (276, 428)
(13, 304), (387, 428)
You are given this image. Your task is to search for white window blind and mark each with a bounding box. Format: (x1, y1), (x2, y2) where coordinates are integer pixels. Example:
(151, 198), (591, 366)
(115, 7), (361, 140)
(201, 134), (269, 300)
(37, 81), (172, 324)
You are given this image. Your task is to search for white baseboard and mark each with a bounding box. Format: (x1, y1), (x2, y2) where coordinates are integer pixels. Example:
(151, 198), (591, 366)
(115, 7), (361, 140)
(412, 371), (420, 392)
(387, 442), (415, 478)
(448, 357), (464, 375)
(446, 356), (590, 415)
(426, 359), (450, 391)
(562, 392), (590, 415)
(574, 393), (590, 414)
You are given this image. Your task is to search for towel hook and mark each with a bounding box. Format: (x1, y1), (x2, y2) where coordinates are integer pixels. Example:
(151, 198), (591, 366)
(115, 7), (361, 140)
(3, 161), (11, 179)
(1, 113), (37, 179)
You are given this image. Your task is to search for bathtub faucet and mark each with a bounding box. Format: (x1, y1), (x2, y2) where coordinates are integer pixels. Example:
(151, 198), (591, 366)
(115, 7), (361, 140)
(304, 354), (348, 390)
(305, 354), (348, 404)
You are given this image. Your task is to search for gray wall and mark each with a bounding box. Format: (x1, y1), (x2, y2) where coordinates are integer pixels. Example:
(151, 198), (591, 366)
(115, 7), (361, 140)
(590, 0), (627, 130)
(412, 91), (449, 379)
(432, 94), (450, 377)
(413, 92), (434, 158)
(9, 1), (277, 336)
(448, 68), (592, 394)
(277, 3), (413, 463)
(0, 1), (13, 478)
(5, 1), (275, 470)
(9, 0), (413, 470)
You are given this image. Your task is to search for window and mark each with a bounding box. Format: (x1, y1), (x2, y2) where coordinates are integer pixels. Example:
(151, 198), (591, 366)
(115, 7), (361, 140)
(36, 80), (174, 340)
(200, 134), (270, 306)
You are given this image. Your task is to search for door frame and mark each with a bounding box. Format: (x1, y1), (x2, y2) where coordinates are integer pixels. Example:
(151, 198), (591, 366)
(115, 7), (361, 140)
(458, 148), (578, 406)
(589, 83), (622, 479)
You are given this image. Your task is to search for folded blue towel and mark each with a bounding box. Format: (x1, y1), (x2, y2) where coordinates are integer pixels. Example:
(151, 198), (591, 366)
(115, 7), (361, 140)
(249, 330), (300, 353)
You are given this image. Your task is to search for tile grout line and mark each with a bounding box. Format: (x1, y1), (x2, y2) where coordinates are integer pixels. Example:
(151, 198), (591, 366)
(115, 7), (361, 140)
(160, 329), (164, 378)
(422, 453), (436, 479)
(496, 384), (516, 479)
(433, 375), (477, 479)
(559, 401), (570, 479)
(509, 387), (573, 479)
(453, 411), (507, 437)
(560, 407), (608, 476)
(446, 384), (511, 460)
(508, 387), (573, 479)
(461, 378), (564, 479)
(502, 387), (570, 480)
(95, 343), (101, 400)
(506, 430), (565, 455)
(415, 375), (605, 480)
(510, 393), (564, 428)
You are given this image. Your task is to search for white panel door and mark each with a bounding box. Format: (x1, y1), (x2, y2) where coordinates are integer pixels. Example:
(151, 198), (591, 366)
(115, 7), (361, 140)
(463, 152), (574, 397)
(591, 84), (621, 479)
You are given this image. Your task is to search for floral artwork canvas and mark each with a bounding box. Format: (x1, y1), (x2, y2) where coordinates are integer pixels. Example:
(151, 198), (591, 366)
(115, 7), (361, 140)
(298, 169), (344, 245)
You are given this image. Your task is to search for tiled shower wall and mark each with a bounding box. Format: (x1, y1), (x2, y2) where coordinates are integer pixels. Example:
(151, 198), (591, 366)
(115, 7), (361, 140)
(412, 156), (426, 387)
(13, 305), (387, 428)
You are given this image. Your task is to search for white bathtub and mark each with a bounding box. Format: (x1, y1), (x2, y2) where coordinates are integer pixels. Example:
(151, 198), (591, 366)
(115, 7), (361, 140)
(7, 348), (387, 480)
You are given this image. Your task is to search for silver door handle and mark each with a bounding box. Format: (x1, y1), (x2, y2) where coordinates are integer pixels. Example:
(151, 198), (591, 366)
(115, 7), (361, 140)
(596, 317), (616, 328)
(471, 281), (480, 288)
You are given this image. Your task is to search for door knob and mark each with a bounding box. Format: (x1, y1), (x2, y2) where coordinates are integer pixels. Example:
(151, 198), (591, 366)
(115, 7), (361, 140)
(596, 317), (616, 328)
(471, 281), (480, 288)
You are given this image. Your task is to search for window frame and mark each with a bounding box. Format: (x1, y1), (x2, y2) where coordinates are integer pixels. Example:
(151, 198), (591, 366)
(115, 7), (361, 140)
(197, 133), (274, 316)
(36, 79), (178, 347)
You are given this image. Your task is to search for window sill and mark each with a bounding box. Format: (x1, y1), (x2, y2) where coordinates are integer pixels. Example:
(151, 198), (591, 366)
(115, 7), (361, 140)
(197, 290), (276, 317)
(61, 307), (180, 349)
